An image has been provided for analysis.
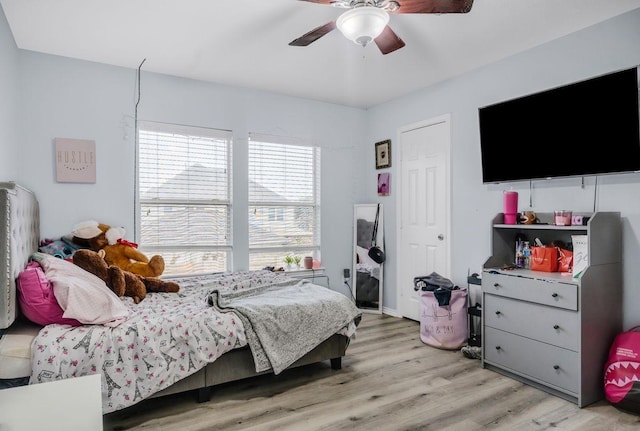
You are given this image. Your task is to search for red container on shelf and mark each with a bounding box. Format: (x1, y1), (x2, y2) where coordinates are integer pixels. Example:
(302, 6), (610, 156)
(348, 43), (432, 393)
(503, 191), (518, 224)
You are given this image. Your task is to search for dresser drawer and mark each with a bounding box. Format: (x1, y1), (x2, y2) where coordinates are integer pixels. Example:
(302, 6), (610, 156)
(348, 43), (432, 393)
(484, 294), (579, 351)
(482, 272), (577, 310)
(484, 327), (579, 394)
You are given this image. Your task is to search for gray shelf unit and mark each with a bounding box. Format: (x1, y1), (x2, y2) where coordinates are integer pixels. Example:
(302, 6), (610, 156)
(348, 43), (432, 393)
(481, 212), (622, 408)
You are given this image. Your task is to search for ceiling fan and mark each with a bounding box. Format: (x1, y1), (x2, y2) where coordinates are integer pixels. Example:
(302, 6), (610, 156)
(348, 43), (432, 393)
(289, 0), (474, 55)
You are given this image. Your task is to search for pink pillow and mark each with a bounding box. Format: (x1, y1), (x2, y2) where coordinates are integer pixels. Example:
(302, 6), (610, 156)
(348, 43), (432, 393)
(17, 261), (81, 326)
(35, 253), (129, 327)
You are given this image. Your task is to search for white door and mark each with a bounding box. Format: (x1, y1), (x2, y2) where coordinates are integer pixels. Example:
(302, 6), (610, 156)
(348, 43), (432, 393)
(397, 115), (451, 321)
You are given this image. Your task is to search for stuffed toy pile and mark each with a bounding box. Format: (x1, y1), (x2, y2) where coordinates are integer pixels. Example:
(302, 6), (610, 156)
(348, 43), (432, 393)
(69, 220), (178, 303)
(72, 220), (166, 277)
(73, 249), (179, 304)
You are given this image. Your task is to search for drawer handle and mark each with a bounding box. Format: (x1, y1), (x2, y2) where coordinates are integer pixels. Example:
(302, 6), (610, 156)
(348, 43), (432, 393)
(551, 293), (559, 298)
(553, 324), (560, 330)
(495, 346), (502, 351)
(553, 365), (560, 370)
(495, 311), (501, 316)
(493, 283), (500, 288)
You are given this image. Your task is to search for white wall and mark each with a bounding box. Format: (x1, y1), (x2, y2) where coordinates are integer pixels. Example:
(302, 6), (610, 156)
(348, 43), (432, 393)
(11, 50), (365, 295)
(0, 6), (18, 178)
(368, 9), (640, 327)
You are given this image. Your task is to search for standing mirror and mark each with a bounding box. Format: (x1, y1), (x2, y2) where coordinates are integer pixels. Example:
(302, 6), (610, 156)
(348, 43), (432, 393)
(352, 204), (384, 313)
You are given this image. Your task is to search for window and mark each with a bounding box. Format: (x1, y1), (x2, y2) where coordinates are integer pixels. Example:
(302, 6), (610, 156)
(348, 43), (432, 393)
(137, 122), (232, 276)
(248, 133), (320, 270)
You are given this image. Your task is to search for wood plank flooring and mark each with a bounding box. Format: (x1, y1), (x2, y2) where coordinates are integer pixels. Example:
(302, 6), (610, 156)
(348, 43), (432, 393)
(103, 313), (640, 430)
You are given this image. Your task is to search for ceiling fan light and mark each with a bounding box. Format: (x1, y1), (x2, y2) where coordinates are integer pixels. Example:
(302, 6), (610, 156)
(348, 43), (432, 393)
(336, 7), (389, 47)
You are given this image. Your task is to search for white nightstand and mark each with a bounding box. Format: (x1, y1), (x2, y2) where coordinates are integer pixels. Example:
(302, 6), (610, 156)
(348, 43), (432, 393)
(0, 374), (103, 430)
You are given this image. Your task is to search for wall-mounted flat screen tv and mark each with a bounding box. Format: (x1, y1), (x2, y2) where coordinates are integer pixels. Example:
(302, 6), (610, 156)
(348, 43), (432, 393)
(479, 67), (640, 183)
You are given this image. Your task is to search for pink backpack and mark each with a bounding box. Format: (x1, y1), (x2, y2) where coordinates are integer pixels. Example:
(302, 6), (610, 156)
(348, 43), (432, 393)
(604, 326), (640, 413)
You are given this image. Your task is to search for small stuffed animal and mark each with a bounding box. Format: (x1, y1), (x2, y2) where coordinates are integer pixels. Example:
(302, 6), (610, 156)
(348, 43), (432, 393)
(73, 249), (179, 304)
(72, 221), (166, 278)
(519, 211), (537, 225)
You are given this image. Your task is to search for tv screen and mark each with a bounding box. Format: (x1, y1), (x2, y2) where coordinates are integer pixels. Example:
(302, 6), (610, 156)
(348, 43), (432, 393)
(479, 67), (640, 183)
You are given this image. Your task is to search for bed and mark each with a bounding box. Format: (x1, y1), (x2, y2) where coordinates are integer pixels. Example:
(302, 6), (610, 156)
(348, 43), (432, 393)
(0, 182), (361, 413)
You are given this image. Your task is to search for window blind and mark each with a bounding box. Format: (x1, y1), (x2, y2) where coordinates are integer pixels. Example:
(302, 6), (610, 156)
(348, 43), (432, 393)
(248, 133), (320, 270)
(138, 121), (233, 276)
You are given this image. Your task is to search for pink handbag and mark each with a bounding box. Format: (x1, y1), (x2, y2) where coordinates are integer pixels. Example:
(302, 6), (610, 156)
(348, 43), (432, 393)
(604, 326), (640, 413)
(419, 288), (468, 350)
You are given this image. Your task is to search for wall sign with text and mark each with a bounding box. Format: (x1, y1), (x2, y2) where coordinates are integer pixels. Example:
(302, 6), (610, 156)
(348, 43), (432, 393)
(55, 138), (96, 183)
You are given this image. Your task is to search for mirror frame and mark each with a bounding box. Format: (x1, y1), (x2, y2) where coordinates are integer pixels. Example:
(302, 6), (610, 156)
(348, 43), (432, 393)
(352, 204), (383, 314)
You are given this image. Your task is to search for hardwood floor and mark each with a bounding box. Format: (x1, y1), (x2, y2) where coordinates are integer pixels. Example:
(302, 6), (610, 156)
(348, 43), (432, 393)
(104, 313), (640, 430)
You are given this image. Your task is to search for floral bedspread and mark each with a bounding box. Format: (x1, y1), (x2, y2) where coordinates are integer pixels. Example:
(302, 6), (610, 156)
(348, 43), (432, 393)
(29, 271), (291, 413)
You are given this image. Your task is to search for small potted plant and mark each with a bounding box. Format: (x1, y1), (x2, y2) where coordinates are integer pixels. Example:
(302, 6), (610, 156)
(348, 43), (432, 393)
(283, 255), (295, 269)
(293, 255), (302, 268)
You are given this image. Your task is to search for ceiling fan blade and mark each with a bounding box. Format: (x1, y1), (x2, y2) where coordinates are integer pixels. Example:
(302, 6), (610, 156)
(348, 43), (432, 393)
(289, 21), (337, 47)
(394, 0), (474, 14)
(374, 26), (406, 55)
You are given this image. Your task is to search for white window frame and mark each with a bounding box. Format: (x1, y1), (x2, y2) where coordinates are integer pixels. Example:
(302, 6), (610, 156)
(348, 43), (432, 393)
(248, 133), (321, 270)
(136, 121), (233, 276)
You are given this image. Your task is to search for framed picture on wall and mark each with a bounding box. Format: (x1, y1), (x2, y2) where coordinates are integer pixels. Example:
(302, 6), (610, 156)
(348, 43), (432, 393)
(55, 138), (96, 183)
(378, 173), (390, 196)
(375, 139), (391, 169)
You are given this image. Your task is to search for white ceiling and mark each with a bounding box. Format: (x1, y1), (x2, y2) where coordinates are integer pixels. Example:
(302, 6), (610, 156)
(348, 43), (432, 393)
(2, 0), (640, 109)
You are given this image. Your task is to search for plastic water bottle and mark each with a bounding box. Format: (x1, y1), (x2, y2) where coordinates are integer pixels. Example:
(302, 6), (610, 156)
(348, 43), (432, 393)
(523, 241), (531, 270)
(515, 234), (525, 268)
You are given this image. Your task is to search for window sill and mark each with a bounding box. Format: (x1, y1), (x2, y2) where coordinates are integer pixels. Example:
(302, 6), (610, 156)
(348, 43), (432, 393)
(284, 268), (328, 286)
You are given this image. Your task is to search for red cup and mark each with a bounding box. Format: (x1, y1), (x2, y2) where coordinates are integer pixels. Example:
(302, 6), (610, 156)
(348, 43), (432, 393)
(503, 191), (518, 225)
(303, 256), (313, 269)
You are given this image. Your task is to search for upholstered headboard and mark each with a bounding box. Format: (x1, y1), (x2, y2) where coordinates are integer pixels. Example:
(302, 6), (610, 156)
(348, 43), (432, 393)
(0, 182), (39, 329)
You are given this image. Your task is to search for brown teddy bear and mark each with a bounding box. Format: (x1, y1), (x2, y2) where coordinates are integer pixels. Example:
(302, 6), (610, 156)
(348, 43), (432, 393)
(72, 221), (166, 278)
(73, 249), (179, 304)
(519, 211), (537, 225)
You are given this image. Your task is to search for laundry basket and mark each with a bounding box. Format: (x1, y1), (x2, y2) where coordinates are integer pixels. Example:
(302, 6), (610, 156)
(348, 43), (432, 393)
(414, 272), (468, 350)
